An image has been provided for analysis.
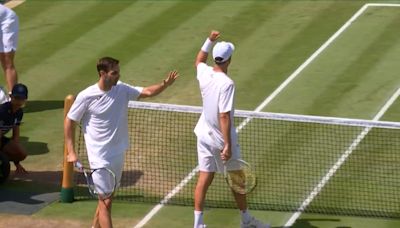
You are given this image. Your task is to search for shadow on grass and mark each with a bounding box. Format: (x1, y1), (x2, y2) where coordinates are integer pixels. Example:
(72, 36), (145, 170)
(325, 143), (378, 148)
(24, 100), (64, 113)
(273, 218), (346, 228)
(20, 136), (49, 156)
(0, 170), (61, 214)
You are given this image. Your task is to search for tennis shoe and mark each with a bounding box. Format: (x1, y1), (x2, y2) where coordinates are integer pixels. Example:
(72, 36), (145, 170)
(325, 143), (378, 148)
(241, 216), (269, 228)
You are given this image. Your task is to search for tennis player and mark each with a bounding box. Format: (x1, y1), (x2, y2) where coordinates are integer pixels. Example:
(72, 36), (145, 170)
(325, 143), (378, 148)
(193, 31), (269, 228)
(0, 4), (19, 103)
(64, 57), (178, 228)
(0, 83), (28, 174)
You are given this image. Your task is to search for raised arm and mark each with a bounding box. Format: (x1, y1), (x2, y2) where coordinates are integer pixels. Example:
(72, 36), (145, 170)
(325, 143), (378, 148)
(139, 70), (179, 98)
(195, 30), (220, 67)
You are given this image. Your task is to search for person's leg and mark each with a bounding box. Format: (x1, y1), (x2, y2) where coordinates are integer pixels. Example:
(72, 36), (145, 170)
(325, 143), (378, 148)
(194, 171), (214, 228)
(2, 139), (26, 161)
(233, 191), (269, 228)
(97, 197), (113, 228)
(194, 171), (214, 211)
(0, 51), (17, 92)
(92, 205), (100, 228)
(2, 139), (27, 173)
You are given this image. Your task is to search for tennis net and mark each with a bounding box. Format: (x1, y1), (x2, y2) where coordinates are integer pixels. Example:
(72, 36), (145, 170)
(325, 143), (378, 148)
(74, 101), (400, 218)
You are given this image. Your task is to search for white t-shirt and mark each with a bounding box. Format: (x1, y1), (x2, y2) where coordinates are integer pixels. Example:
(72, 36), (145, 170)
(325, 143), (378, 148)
(194, 62), (238, 149)
(67, 81), (143, 167)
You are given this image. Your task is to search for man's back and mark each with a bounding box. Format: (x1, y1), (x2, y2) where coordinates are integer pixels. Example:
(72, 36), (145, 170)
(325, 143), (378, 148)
(194, 62), (236, 149)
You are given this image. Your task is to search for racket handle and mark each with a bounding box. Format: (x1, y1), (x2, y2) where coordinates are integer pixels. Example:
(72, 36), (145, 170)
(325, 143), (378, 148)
(74, 161), (83, 171)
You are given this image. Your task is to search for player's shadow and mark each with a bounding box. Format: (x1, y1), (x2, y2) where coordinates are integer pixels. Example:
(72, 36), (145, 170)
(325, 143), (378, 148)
(24, 100), (64, 113)
(117, 170), (144, 187)
(276, 218), (345, 228)
(19, 136), (49, 155)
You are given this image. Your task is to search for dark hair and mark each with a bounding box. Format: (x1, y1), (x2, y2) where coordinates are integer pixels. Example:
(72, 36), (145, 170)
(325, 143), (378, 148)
(214, 56), (230, 66)
(96, 57), (119, 74)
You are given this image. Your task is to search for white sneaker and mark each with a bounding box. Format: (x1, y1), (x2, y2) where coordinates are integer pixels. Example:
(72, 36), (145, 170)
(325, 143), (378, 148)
(196, 224), (207, 228)
(241, 217), (270, 228)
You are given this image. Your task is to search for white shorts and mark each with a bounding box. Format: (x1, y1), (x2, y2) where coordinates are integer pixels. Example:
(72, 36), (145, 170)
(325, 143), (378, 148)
(0, 13), (18, 53)
(197, 137), (241, 173)
(90, 154), (124, 194)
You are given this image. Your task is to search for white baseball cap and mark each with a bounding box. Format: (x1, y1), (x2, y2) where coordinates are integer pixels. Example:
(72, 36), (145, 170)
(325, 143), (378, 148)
(212, 41), (235, 63)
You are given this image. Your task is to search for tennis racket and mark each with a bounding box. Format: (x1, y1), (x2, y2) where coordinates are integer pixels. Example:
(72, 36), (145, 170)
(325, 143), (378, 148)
(74, 161), (117, 199)
(224, 159), (257, 194)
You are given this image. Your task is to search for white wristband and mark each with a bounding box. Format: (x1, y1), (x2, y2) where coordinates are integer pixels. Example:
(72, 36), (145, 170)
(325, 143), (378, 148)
(201, 38), (213, 53)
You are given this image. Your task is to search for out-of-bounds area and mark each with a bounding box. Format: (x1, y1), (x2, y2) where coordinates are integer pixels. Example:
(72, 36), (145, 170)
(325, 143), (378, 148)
(1, 1), (400, 227)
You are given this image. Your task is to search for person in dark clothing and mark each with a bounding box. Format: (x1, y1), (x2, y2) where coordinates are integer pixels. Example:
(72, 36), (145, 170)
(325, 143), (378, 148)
(0, 83), (28, 174)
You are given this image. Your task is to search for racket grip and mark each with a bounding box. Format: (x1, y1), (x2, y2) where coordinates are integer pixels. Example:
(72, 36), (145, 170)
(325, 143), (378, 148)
(74, 161), (83, 171)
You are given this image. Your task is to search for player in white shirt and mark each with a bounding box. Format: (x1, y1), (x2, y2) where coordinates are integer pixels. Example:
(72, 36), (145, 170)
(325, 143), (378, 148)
(193, 31), (269, 228)
(0, 4), (19, 102)
(64, 56), (178, 228)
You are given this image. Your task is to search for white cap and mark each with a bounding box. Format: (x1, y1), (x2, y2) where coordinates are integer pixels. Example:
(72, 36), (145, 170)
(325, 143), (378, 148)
(212, 41), (235, 63)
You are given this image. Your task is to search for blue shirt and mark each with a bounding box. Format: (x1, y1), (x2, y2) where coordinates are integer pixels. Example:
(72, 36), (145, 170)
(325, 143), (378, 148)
(0, 102), (23, 135)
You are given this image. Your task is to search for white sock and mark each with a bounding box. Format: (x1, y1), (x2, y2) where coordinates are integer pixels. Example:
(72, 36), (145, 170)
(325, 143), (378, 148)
(194, 210), (204, 227)
(241, 209), (252, 223)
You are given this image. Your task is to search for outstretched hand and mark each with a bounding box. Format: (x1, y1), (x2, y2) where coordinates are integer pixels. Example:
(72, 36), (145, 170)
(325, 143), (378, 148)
(209, 30), (220, 42)
(163, 70), (179, 87)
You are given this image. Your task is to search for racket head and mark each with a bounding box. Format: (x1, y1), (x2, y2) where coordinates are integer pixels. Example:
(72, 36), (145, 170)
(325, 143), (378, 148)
(75, 161), (116, 199)
(224, 159), (257, 194)
(90, 167), (117, 199)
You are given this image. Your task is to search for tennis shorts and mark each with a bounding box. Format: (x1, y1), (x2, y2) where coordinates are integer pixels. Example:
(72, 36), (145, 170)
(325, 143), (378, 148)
(0, 12), (18, 53)
(90, 154), (124, 195)
(197, 137), (241, 173)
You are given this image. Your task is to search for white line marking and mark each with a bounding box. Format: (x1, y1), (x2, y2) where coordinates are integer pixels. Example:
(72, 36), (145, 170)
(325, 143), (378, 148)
(284, 88), (400, 227)
(237, 1), (369, 131)
(284, 3), (400, 227)
(135, 3), (400, 228)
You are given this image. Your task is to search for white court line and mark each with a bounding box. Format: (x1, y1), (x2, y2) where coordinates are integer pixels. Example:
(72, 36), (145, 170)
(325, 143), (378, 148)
(284, 88), (400, 227)
(134, 3), (400, 228)
(283, 3), (400, 227)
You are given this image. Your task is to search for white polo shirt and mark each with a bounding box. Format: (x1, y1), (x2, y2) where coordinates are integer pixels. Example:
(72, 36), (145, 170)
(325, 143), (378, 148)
(67, 81), (143, 167)
(194, 62), (238, 150)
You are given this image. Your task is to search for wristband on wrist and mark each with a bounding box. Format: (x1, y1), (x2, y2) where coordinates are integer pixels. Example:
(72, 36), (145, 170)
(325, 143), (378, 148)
(201, 38), (213, 53)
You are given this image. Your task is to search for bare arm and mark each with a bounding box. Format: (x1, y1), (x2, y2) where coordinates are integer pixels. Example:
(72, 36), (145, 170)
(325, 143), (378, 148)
(195, 30), (220, 67)
(219, 111), (232, 161)
(12, 125), (19, 143)
(64, 117), (78, 163)
(139, 70), (179, 98)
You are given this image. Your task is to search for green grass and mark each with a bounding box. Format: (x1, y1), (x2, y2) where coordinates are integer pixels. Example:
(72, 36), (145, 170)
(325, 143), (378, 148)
(3, 0), (400, 227)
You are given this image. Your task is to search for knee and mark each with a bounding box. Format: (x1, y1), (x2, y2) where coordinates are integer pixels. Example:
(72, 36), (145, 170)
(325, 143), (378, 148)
(19, 152), (27, 161)
(98, 199), (112, 211)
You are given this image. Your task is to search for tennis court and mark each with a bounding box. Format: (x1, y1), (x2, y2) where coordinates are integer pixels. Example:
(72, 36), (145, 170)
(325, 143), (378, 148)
(2, 0), (400, 227)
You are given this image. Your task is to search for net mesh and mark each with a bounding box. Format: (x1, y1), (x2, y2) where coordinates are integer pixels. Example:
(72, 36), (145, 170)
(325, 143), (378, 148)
(74, 101), (400, 218)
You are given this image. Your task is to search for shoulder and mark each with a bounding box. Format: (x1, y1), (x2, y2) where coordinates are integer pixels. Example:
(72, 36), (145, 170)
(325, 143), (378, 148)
(76, 84), (98, 99)
(115, 81), (142, 92)
(197, 62), (211, 73)
(215, 73), (234, 84)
